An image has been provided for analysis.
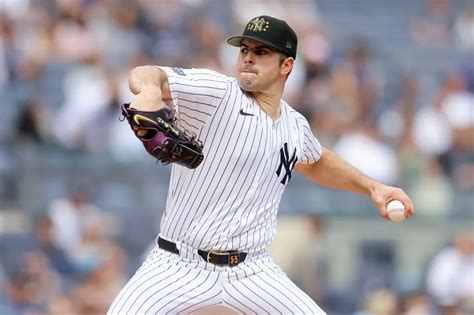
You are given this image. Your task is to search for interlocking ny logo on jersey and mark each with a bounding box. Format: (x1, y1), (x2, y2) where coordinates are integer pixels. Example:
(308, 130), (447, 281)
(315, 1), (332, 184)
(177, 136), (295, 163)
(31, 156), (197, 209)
(247, 17), (269, 32)
(276, 143), (298, 185)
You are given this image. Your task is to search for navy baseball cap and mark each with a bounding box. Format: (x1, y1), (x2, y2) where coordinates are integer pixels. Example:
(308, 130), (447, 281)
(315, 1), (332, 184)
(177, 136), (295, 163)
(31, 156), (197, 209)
(227, 15), (298, 59)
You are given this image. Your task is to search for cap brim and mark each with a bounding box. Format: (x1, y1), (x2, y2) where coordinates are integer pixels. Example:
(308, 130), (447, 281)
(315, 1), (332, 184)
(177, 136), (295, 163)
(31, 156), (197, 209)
(227, 35), (282, 53)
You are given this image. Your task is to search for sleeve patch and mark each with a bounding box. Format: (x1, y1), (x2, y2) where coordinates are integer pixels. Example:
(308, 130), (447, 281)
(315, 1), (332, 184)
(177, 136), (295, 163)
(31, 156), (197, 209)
(171, 67), (186, 76)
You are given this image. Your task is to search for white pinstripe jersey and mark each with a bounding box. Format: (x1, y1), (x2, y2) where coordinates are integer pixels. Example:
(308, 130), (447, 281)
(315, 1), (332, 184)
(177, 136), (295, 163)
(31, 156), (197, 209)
(159, 67), (322, 253)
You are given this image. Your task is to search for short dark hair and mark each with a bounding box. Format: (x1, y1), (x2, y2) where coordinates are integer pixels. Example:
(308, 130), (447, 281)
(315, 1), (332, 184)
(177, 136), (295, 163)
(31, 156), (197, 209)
(279, 52), (289, 66)
(278, 52), (293, 78)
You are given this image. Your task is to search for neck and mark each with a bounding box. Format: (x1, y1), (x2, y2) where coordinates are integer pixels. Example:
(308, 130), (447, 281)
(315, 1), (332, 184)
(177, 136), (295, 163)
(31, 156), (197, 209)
(249, 90), (282, 121)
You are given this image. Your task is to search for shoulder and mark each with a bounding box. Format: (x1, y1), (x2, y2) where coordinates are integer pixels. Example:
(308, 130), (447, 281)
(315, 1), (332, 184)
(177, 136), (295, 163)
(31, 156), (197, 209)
(160, 67), (233, 82)
(283, 101), (309, 125)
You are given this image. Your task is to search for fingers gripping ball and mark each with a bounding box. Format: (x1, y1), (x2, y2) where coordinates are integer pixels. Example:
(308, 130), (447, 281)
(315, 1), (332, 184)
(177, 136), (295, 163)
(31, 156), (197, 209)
(121, 103), (204, 169)
(386, 200), (406, 222)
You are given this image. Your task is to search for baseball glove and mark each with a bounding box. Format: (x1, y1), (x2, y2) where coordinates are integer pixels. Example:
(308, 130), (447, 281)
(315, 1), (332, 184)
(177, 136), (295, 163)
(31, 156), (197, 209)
(121, 103), (204, 169)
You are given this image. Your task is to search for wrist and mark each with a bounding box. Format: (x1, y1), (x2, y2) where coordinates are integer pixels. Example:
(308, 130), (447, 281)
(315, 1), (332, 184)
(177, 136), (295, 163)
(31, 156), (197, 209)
(366, 180), (382, 197)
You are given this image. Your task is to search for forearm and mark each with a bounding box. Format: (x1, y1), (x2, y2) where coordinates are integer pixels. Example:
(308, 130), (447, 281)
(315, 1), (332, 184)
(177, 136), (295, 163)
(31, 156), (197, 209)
(128, 66), (171, 110)
(296, 147), (414, 220)
(295, 147), (380, 195)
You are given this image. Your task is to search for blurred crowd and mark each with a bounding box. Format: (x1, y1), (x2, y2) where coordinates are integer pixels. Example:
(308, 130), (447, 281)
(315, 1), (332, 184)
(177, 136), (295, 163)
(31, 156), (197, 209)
(0, 0), (473, 314)
(1, 0), (473, 202)
(0, 189), (126, 314)
(270, 215), (474, 315)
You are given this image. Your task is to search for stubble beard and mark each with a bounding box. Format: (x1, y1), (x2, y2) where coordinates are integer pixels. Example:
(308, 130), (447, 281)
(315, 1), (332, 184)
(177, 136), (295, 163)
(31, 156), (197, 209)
(238, 73), (259, 92)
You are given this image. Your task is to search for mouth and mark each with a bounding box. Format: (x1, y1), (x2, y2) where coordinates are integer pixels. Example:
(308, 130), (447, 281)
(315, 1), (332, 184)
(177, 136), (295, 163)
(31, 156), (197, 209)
(240, 71), (257, 76)
(240, 67), (256, 74)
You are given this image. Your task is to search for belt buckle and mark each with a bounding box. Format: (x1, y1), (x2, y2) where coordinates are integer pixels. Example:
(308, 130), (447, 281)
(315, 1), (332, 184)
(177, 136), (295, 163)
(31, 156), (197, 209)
(207, 250), (225, 263)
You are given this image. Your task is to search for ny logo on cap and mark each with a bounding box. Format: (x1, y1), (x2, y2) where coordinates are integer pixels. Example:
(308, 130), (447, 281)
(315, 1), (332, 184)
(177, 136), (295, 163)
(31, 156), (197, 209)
(247, 17), (269, 32)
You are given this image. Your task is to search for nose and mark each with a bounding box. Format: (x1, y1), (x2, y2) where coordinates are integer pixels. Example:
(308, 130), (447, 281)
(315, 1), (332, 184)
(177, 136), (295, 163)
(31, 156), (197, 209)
(243, 51), (255, 64)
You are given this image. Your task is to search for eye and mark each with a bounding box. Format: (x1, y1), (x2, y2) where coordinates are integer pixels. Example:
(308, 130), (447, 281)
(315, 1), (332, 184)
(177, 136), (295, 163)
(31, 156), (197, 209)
(257, 48), (272, 56)
(240, 47), (248, 54)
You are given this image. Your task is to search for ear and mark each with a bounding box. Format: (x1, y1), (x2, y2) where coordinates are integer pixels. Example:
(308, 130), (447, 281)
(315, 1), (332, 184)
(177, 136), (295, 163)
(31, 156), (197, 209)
(280, 57), (294, 76)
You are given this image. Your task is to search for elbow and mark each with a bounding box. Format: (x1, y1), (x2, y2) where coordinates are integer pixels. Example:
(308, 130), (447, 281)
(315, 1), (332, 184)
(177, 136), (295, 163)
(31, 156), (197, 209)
(129, 66), (144, 95)
(130, 65), (153, 78)
(128, 65), (162, 95)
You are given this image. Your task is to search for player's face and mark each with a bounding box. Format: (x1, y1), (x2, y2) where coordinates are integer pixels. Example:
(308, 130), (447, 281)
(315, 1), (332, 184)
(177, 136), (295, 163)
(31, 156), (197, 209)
(236, 39), (283, 92)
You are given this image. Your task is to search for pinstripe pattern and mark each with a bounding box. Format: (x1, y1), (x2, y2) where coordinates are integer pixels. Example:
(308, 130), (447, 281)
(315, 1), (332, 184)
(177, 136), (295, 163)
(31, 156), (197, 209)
(109, 67), (326, 314)
(159, 67), (322, 253)
(108, 245), (326, 314)
(108, 247), (223, 314)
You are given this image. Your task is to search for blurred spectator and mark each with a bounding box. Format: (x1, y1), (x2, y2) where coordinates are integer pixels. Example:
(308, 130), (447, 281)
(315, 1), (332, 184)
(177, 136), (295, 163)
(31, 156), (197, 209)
(79, 70), (123, 153)
(232, 0), (321, 29)
(0, 250), (62, 315)
(188, 18), (225, 69)
(267, 214), (328, 306)
(71, 246), (126, 314)
(440, 72), (474, 137)
(354, 288), (399, 315)
(0, 267), (45, 315)
(0, 267), (12, 314)
(329, 38), (384, 127)
(30, 215), (76, 279)
(0, 14), (18, 88)
(333, 126), (400, 185)
(455, 5), (474, 50)
(426, 229), (474, 314)
(20, 250), (62, 306)
(47, 295), (78, 315)
(0, 0), (31, 21)
(400, 291), (436, 315)
(302, 78), (353, 149)
(461, 56), (474, 94)
(411, 157), (453, 218)
(91, 51), (150, 161)
(53, 0), (99, 64)
(352, 240), (397, 312)
(378, 74), (420, 149)
(411, 0), (455, 47)
(51, 57), (112, 150)
(303, 39), (384, 150)
(437, 71), (474, 191)
(300, 24), (331, 82)
(68, 211), (119, 275)
(0, 16), (10, 89)
(48, 188), (104, 255)
(86, 1), (145, 71)
(412, 95), (452, 158)
(411, 69), (474, 179)
(15, 98), (52, 144)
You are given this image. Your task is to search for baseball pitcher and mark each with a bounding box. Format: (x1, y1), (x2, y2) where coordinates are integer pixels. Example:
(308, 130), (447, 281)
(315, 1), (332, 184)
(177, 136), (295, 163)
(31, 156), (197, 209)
(108, 15), (414, 315)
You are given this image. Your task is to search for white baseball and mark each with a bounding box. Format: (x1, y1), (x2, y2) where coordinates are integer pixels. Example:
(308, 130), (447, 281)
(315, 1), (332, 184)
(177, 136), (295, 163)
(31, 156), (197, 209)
(387, 200), (406, 222)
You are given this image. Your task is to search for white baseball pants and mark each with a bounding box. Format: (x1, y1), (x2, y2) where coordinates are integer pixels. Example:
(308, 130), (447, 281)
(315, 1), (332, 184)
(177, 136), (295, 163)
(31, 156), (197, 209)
(107, 242), (326, 315)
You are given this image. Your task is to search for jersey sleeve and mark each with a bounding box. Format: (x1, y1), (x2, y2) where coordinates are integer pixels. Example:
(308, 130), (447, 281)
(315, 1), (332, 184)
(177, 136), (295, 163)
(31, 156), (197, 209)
(159, 67), (229, 133)
(297, 115), (323, 164)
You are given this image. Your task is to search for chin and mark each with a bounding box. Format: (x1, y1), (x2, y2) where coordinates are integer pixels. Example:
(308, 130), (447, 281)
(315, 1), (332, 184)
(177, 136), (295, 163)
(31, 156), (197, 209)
(238, 79), (254, 92)
(239, 76), (258, 92)
(240, 84), (258, 93)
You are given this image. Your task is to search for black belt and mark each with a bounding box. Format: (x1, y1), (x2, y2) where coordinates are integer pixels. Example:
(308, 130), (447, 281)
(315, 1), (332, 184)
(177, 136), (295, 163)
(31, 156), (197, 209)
(157, 237), (247, 267)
